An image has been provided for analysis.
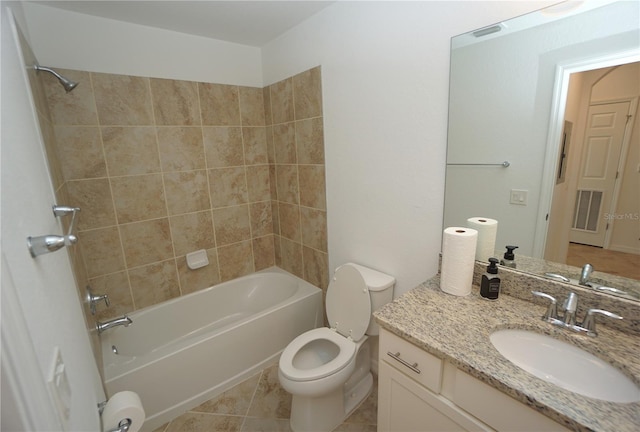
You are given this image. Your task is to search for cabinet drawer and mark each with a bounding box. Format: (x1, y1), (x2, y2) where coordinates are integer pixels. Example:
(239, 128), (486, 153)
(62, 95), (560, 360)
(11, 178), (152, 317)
(380, 328), (443, 393)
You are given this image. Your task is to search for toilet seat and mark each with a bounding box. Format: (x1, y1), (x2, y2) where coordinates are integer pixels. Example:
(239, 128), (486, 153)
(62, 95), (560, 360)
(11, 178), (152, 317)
(279, 328), (356, 382)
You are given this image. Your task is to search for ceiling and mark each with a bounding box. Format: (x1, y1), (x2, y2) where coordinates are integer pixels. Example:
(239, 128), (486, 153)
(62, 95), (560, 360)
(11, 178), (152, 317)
(31, 1), (335, 47)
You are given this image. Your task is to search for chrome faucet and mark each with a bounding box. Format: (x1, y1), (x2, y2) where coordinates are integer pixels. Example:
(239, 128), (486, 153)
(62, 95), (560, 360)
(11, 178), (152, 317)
(579, 263), (593, 286)
(96, 315), (132, 334)
(531, 291), (622, 337)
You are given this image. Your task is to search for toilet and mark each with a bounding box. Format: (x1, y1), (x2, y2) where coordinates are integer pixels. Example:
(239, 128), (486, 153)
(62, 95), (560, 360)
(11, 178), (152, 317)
(279, 263), (395, 432)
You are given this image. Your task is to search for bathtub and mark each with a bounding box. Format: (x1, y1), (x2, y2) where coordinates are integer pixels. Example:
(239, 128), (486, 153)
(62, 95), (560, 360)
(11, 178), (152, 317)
(101, 267), (323, 431)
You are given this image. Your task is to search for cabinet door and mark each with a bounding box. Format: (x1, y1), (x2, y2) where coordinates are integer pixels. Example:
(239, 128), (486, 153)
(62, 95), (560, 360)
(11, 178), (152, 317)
(378, 362), (491, 432)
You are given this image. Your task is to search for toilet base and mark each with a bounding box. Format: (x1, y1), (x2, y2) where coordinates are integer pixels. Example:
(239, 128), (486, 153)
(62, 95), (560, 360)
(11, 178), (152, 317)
(289, 372), (373, 432)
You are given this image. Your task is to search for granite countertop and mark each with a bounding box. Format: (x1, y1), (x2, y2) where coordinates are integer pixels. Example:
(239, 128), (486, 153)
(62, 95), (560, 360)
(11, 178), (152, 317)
(374, 277), (640, 432)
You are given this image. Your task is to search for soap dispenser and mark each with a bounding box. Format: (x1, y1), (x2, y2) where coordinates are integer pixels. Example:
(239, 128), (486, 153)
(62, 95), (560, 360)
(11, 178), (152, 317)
(480, 258), (501, 300)
(500, 245), (518, 268)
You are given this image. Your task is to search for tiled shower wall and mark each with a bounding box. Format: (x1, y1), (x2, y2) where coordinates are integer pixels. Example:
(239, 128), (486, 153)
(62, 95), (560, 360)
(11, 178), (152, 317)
(35, 66), (328, 323)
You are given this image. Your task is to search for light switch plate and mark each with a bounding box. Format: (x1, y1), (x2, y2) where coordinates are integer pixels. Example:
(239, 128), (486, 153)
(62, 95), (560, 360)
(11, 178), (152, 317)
(510, 189), (528, 205)
(47, 347), (70, 429)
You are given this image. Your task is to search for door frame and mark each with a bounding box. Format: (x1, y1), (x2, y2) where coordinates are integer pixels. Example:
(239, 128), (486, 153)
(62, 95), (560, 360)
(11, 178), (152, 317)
(532, 48), (640, 258)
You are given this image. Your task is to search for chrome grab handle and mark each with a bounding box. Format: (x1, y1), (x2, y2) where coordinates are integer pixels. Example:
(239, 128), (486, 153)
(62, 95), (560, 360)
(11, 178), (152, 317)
(387, 351), (421, 374)
(27, 205), (81, 257)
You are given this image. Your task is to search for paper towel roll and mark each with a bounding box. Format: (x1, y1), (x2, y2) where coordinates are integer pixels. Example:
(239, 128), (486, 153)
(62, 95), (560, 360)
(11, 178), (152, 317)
(467, 217), (498, 262)
(440, 227), (477, 296)
(102, 391), (145, 432)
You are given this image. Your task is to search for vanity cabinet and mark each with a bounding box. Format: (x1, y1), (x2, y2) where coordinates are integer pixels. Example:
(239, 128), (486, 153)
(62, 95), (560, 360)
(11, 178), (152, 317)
(378, 328), (570, 432)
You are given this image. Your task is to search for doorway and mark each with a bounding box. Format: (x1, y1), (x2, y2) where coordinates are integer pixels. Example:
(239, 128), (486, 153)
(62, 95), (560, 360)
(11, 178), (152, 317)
(543, 60), (639, 264)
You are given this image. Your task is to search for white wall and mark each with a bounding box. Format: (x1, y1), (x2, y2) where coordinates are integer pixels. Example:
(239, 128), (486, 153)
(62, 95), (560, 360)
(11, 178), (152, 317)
(22, 2), (263, 86)
(261, 1), (559, 295)
(20, 1), (560, 299)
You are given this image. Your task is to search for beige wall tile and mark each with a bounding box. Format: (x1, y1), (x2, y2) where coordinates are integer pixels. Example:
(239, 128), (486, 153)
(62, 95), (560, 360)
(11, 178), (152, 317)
(239, 86), (265, 126)
(150, 78), (201, 126)
(293, 66), (323, 120)
(38, 118), (65, 190)
(295, 118), (325, 165)
(298, 165), (326, 210)
(303, 246), (329, 290)
(199, 83), (240, 126)
(157, 126), (205, 172)
(102, 127), (160, 176)
(253, 235), (275, 271)
(246, 165), (271, 203)
(265, 125), (276, 165)
(279, 237), (303, 278)
(176, 248), (220, 295)
(90, 271), (133, 320)
(42, 69), (98, 125)
(92, 73), (153, 125)
(66, 179), (116, 230)
(217, 241), (254, 282)
(250, 201), (273, 238)
(263, 87), (273, 126)
(120, 218), (174, 268)
(275, 165), (299, 205)
(129, 259), (180, 309)
(79, 226), (126, 278)
(273, 123), (296, 164)
(169, 211), (216, 256)
(208, 167), (248, 208)
(111, 174), (167, 223)
(53, 126), (106, 180)
(278, 202), (301, 243)
(269, 78), (294, 124)
(163, 170), (211, 215)
(243, 127), (268, 165)
(269, 166), (278, 200)
(212, 205), (251, 246)
(300, 207), (328, 252)
(203, 127), (244, 168)
(271, 200), (281, 236)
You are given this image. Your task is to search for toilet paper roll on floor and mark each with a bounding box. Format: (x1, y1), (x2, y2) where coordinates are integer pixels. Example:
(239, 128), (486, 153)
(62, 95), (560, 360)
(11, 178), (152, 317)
(440, 227), (478, 296)
(101, 391), (145, 432)
(467, 217), (498, 262)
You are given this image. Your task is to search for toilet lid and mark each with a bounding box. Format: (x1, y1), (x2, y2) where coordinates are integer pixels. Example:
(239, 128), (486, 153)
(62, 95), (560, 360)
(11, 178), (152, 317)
(326, 264), (371, 340)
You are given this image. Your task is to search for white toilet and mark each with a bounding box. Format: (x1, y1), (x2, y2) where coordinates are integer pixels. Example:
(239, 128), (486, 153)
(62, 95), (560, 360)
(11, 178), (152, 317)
(278, 263), (395, 432)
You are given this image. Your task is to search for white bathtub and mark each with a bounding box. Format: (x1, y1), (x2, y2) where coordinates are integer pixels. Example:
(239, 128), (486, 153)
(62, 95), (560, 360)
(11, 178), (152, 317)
(101, 267), (323, 431)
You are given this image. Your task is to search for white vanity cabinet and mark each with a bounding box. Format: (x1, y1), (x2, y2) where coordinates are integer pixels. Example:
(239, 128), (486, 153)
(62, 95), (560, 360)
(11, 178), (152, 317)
(378, 328), (570, 432)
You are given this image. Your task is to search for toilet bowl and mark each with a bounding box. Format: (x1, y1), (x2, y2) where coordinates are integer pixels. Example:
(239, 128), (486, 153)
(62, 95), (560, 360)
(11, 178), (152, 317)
(278, 263), (395, 432)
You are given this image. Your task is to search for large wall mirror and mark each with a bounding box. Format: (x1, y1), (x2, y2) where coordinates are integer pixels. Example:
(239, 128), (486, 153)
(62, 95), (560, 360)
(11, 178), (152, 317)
(444, 0), (639, 300)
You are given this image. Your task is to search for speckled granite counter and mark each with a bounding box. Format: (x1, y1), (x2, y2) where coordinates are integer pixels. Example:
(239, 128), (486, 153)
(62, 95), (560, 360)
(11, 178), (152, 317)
(374, 277), (640, 432)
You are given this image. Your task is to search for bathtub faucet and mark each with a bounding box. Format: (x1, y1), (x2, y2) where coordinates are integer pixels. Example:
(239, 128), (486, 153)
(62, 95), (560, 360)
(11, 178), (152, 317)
(96, 315), (132, 334)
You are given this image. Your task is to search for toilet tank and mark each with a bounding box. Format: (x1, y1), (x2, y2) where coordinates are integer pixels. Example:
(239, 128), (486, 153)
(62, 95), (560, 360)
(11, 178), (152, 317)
(348, 263), (395, 335)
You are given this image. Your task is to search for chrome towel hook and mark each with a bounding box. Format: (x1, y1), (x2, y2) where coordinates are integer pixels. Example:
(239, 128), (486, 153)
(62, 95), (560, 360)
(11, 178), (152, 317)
(27, 205), (80, 257)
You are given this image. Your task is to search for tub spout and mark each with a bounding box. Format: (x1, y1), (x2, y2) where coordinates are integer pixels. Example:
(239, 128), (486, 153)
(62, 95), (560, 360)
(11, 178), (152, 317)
(96, 315), (132, 334)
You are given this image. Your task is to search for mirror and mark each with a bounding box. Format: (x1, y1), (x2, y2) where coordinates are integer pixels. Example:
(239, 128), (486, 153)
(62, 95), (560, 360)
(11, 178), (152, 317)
(444, 0), (640, 300)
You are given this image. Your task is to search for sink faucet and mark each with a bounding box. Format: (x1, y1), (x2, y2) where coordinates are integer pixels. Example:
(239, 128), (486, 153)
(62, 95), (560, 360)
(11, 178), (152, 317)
(579, 263), (593, 286)
(96, 315), (132, 334)
(531, 291), (622, 337)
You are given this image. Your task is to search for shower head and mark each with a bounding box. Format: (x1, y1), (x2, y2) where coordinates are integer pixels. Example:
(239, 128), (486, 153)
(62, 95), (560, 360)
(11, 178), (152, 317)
(34, 65), (78, 93)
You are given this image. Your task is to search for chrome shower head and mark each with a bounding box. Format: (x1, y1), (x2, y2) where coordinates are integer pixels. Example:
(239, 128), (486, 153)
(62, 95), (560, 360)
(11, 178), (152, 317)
(34, 65), (78, 93)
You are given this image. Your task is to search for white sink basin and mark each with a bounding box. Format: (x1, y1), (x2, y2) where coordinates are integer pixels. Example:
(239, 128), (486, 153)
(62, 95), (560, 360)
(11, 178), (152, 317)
(490, 329), (640, 403)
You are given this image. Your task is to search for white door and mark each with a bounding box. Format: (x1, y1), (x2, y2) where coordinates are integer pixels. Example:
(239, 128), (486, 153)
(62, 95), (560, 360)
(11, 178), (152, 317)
(1, 6), (104, 431)
(569, 101), (631, 247)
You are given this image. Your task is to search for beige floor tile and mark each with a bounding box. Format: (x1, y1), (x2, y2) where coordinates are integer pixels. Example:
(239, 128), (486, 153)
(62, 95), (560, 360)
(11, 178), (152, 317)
(192, 373), (261, 416)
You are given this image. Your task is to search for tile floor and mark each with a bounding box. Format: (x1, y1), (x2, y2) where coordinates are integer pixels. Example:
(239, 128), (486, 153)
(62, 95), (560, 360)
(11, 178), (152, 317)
(153, 363), (378, 432)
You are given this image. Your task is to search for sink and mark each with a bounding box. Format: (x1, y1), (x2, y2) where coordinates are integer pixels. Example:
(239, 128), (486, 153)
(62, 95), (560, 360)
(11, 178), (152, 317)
(490, 329), (640, 403)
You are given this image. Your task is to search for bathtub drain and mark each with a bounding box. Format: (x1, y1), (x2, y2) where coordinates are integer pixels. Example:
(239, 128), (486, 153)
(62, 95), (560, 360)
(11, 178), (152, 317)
(111, 345), (118, 354)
